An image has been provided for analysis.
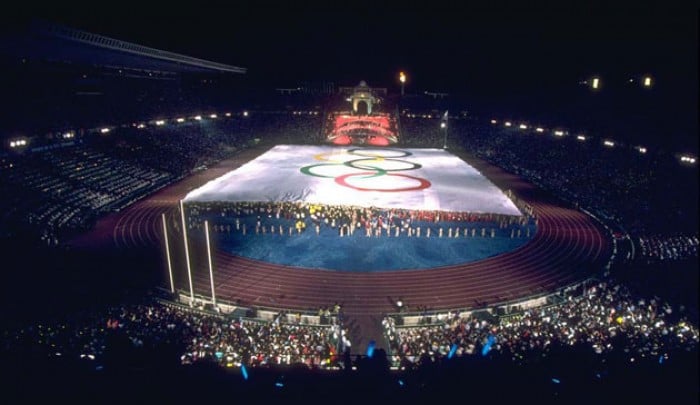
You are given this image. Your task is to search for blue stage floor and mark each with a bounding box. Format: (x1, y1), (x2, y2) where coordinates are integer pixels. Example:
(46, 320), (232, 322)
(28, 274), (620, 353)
(203, 215), (535, 272)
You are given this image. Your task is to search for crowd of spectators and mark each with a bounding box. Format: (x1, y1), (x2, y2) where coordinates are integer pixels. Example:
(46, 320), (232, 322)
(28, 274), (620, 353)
(384, 278), (698, 368)
(0, 143), (175, 245)
(0, 112), (322, 244)
(398, 113), (446, 147)
(247, 110), (323, 144)
(399, 115), (698, 259)
(636, 234), (698, 263)
(1, 297), (347, 372)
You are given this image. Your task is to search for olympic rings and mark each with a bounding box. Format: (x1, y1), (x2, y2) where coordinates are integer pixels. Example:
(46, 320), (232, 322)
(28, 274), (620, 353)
(335, 172), (432, 192)
(344, 158), (422, 172)
(300, 148), (431, 192)
(300, 163), (387, 178)
(313, 152), (350, 162)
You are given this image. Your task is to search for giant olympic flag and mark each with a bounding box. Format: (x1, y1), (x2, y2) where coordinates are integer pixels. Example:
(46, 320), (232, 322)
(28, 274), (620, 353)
(184, 145), (522, 216)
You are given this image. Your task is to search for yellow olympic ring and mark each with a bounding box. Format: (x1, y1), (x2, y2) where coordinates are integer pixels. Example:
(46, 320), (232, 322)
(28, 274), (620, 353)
(314, 152), (384, 163)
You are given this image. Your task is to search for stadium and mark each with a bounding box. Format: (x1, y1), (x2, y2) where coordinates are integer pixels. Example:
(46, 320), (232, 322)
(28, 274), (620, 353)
(0, 8), (697, 404)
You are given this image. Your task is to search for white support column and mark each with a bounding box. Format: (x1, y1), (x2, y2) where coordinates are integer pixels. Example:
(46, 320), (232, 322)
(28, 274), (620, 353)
(162, 213), (175, 293)
(180, 200), (194, 304)
(205, 220), (216, 306)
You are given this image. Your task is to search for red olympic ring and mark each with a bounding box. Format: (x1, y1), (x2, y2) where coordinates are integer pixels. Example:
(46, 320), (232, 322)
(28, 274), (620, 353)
(334, 172), (431, 192)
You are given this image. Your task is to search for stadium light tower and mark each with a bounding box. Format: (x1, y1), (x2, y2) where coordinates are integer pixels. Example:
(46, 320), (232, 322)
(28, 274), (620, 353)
(399, 71), (406, 96)
(441, 110), (448, 149)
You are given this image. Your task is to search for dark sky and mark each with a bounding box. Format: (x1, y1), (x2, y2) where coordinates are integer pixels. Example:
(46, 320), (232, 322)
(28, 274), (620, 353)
(2, 2), (697, 149)
(10, 2), (697, 93)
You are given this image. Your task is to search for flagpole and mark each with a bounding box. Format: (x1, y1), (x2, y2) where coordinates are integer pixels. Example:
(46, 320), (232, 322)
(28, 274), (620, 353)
(205, 220), (216, 306)
(162, 213), (175, 293)
(180, 200), (195, 305)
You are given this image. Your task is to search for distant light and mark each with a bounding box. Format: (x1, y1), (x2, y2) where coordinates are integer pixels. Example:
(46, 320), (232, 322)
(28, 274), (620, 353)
(592, 77), (600, 89)
(10, 141), (16, 148)
(554, 130), (564, 136)
(490, 119), (497, 124)
(638, 146), (647, 154)
(243, 111), (249, 117)
(137, 123), (146, 129)
(577, 135), (586, 141)
(63, 132), (74, 139)
(210, 114), (217, 119)
(176, 118), (185, 123)
(551, 378), (561, 384)
(643, 76), (652, 87)
(399, 71), (406, 84)
(519, 124), (527, 130)
(155, 120), (165, 126)
(504, 121), (512, 127)
(440, 122), (447, 129)
(275, 382), (284, 388)
(100, 128), (110, 134)
(680, 155), (696, 164)
(225, 112), (232, 117)
(194, 115), (202, 120)
(535, 127), (544, 133)
(604, 140), (615, 147)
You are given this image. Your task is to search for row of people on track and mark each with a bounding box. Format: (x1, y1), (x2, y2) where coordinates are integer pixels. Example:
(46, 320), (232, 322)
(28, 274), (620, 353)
(176, 201), (536, 239)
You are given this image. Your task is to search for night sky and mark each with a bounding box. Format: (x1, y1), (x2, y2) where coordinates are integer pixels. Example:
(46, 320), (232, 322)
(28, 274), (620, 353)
(7, 3), (694, 88)
(3, 2), (698, 148)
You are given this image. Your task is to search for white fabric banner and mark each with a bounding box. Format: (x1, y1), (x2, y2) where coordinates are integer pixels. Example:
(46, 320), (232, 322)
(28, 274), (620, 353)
(184, 145), (521, 216)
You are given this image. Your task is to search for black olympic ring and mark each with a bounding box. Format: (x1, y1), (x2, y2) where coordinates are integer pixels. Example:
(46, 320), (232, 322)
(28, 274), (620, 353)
(343, 158), (422, 172)
(347, 148), (411, 158)
(300, 163), (387, 178)
(300, 148), (431, 192)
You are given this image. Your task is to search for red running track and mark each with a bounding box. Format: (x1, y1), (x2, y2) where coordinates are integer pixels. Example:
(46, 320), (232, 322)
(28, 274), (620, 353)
(71, 145), (611, 317)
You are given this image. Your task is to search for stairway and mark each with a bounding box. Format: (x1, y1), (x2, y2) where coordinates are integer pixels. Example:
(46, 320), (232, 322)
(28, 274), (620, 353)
(342, 312), (389, 356)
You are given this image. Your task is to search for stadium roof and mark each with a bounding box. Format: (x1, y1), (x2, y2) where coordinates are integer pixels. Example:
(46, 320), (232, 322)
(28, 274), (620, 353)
(0, 20), (246, 74)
